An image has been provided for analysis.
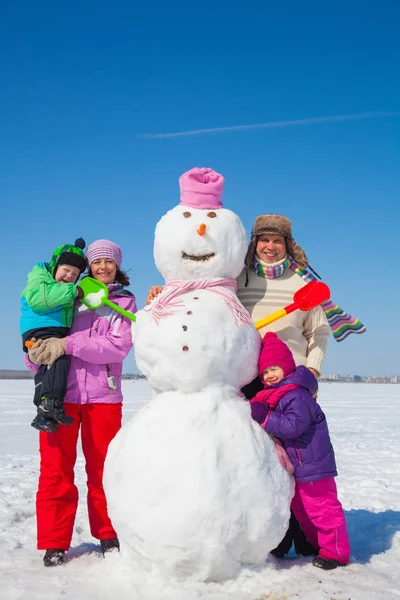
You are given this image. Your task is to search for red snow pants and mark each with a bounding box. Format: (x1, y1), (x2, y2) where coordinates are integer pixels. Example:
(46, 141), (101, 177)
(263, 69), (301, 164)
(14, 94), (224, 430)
(36, 402), (122, 551)
(291, 477), (351, 564)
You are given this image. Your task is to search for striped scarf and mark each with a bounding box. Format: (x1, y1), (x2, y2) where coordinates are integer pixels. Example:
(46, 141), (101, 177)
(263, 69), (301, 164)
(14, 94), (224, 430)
(251, 257), (366, 342)
(144, 278), (252, 327)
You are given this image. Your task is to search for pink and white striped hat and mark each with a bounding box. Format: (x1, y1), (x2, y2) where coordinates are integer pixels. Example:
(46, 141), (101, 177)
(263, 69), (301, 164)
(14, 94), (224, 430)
(86, 239), (122, 267)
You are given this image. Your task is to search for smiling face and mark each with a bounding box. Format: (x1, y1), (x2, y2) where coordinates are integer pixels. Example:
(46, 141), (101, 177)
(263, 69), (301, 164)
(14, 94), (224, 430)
(255, 233), (287, 264)
(54, 264), (81, 284)
(154, 205), (248, 281)
(90, 258), (118, 284)
(262, 365), (285, 386)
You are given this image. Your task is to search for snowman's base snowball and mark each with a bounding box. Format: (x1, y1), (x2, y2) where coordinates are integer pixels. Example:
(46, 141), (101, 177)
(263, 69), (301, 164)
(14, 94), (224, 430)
(104, 387), (294, 582)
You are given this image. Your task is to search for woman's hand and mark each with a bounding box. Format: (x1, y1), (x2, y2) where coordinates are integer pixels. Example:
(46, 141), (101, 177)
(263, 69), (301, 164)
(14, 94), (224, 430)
(145, 285), (163, 305)
(27, 339), (46, 365)
(35, 338), (67, 367)
(308, 368), (319, 399)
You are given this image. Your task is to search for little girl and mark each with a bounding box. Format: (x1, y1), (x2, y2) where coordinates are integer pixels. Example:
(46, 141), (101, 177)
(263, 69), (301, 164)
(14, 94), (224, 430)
(250, 332), (350, 570)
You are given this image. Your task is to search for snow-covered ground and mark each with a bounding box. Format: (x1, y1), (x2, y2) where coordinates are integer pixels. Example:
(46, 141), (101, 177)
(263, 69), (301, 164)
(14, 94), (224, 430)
(1, 380), (399, 600)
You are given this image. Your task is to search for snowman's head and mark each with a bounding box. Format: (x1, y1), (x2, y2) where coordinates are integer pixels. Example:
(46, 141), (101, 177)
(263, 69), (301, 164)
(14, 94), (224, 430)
(154, 168), (247, 281)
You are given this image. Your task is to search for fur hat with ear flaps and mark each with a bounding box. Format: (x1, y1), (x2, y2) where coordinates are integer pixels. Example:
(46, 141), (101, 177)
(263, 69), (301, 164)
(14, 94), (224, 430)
(244, 214), (308, 270)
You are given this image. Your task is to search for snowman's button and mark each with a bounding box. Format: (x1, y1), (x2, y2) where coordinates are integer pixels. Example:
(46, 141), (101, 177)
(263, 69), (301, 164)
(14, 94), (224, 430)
(182, 325), (188, 331)
(182, 345), (189, 351)
(193, 297), (199, 300)
(187, 311), (193, 315)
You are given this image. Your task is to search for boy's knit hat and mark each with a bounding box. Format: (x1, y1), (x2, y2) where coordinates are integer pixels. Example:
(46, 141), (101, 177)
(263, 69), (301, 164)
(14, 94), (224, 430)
(179, 167), (224, 209)
(86, 239), (122, 268)
(245, 214), (308, 270)
(49, 238), (87, 277)
(259, 332), (296, 378)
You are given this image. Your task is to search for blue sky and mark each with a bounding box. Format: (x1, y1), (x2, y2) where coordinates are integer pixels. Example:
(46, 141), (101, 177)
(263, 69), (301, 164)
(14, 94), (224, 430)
(1, 1), (399, 375)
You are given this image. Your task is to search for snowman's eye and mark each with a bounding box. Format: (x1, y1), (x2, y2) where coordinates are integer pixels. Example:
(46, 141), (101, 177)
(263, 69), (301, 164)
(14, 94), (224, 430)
(183, 211), (192, 218)
(207, 212), (217, 218)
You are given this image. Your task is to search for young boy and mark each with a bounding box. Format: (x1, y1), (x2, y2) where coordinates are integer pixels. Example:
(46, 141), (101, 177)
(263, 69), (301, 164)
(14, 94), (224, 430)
(20, 238), (87, 433)
(250, 332), (350, 570)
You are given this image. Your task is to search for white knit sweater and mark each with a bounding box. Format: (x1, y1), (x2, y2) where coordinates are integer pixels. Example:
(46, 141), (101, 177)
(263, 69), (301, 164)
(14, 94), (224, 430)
(236, 263), (330, 375)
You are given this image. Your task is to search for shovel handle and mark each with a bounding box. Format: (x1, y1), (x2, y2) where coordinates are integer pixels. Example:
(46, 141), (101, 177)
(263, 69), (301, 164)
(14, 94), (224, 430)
(255, 301), (299, 330)
(104, 299), (136, 322)
(255, 308), (288, 331)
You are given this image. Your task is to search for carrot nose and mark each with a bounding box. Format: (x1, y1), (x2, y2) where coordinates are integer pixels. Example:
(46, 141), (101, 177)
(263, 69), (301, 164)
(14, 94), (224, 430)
(197, 223), (207, 236)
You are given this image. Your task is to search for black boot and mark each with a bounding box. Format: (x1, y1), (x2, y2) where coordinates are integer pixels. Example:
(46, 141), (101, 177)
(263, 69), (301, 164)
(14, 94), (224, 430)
(38, 397), (74, 426)
(31, 413), (58, 433)
(43, 549), (65, 567)
(52, 399), (74, 426)
(312, 556), (346, 570)
(100, 538), (120, 556)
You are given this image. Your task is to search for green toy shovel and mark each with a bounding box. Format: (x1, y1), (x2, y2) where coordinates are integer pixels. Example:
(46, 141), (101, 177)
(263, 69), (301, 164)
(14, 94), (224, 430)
(78, 277), (136, 322)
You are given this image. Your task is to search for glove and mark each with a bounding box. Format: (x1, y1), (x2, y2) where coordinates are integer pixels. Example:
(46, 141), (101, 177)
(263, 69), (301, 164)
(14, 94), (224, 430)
(250, 401), (270, 425)
(36, 338), (67, 367)
(28, 339), (47, 365)
(46, 337), (67, 367)
(76, 286), (84, 299)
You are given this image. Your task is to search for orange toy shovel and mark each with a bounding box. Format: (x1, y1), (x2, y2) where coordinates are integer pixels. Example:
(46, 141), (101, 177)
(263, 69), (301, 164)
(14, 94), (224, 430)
(254, 280), (331, 331)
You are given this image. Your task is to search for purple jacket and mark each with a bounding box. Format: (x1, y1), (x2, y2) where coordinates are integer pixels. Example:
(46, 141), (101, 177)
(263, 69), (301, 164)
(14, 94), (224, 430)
(263, 366), (337, 483)
(25, 284), (136, 405)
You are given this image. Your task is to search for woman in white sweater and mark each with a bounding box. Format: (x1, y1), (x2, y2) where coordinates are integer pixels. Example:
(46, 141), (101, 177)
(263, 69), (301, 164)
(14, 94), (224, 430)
(237, 213), (330, 381)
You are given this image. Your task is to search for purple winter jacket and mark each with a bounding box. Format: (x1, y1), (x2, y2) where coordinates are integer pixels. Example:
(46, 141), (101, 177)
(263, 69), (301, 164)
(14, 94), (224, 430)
(25, 284), (136, 405)
(263, 366), (337, 483)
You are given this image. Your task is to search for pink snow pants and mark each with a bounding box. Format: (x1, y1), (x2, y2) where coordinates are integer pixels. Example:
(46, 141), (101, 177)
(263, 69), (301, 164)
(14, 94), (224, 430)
(291, 478), (350, 564)
(36, 402), (122, 551)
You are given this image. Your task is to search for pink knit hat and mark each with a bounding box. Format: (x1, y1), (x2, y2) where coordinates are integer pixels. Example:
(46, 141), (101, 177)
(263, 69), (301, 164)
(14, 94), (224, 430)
(179, 167), (224, 209)
(259, 332), (296, 378)
(86, 239), (122, 267)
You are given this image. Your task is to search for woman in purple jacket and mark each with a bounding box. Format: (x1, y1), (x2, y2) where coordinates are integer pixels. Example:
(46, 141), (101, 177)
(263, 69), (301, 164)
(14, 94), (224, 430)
(26, 240), (137, 567)
(250, 332), (350, 570)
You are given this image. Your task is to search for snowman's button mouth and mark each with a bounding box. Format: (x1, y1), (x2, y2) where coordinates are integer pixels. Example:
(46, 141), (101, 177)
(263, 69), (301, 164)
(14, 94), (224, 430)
(181, 251), (215, 262)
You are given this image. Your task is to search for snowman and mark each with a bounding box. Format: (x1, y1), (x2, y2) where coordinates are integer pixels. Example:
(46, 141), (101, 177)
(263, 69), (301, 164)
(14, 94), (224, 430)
(104, 168), (294, 582)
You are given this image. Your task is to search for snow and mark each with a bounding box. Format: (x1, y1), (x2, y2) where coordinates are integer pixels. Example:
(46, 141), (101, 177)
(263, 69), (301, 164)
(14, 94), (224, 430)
(84, 290), (105, 308)
(104, 387), (293, 581)
(1, 380), (400, 599)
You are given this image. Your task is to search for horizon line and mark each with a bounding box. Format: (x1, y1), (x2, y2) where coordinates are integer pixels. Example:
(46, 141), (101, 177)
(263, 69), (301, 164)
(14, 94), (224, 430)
(139, 110), (400, 139)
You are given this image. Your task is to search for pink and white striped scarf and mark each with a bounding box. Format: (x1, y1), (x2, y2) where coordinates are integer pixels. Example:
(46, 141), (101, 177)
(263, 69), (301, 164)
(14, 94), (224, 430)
(144, 278), (252, 327)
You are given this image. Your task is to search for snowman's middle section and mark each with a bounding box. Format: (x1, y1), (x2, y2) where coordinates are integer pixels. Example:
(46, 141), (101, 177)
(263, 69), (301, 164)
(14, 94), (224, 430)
(134, 287), (261, 394)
